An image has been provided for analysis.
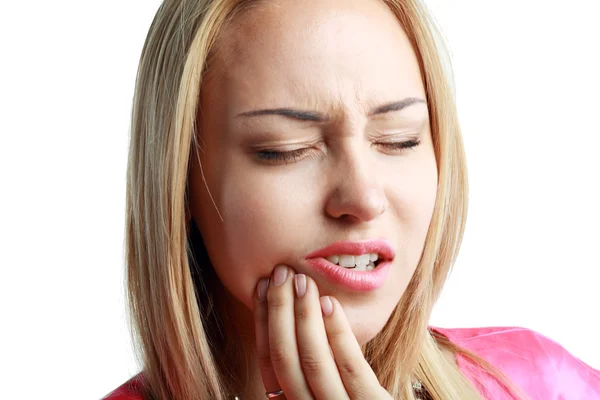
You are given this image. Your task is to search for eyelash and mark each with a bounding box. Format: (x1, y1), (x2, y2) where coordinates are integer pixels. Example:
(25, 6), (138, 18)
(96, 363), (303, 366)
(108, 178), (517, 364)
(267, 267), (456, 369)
(256, 139), (422, 163)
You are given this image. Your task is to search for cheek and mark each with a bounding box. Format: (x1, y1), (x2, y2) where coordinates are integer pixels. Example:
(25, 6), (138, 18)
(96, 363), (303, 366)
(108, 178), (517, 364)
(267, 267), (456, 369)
(404, 173), (437, 273)
(387, 151), (438, 245)
(384, 153), (438, 295)
(205, 172), (317, 309)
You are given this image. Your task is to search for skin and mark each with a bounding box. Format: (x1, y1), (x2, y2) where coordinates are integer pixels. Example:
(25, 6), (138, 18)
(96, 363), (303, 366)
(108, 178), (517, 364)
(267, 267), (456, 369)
(189, 0), (438, 397)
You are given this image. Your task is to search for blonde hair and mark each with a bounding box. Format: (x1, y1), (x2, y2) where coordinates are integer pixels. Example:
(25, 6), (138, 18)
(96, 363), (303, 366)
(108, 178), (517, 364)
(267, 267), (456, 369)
(125, 0), (529, 399)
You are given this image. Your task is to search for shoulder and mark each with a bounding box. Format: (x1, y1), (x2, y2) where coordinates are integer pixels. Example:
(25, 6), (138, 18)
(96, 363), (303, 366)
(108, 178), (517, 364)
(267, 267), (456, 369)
(430, 326), (600, 399)
(431, 325), (552, 349)
(102, 374), (145, 400)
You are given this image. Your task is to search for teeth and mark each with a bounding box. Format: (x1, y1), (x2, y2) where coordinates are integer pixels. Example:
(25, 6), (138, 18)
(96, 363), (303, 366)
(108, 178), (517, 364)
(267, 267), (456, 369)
(352, 262), (377, 271)
(338, 255), (356, 268)
(355, 254), (370, 268)
(325, 253), (380, 269)
(325, 255), (339, 264)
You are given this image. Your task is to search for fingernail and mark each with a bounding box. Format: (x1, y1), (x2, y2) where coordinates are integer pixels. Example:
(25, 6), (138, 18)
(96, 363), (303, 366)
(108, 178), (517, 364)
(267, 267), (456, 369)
(294, 274), (307, 298)
(273, 265), (288, 287)
(320, 296), (333, 316)
(256, 278), (269, 302)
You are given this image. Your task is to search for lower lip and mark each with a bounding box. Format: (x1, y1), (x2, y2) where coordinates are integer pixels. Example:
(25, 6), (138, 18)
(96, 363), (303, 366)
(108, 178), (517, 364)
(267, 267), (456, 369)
(305, 258), (392, 291)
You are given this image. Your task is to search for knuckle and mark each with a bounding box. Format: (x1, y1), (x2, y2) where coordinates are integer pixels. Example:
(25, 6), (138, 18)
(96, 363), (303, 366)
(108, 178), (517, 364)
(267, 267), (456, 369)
(269, 346), (292, 370)
(350, 387), (372, 400)
(299, 353), (324, 374)
(327, 325), (346, 343)
(295, 306), (310, 322)
(266, 291), (287, 309)
(257, 352), (274, 371)
(338, 357), (360, 377)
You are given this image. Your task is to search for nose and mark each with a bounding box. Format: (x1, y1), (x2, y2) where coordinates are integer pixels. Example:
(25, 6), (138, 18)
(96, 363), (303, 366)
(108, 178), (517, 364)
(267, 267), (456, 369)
(324, 147), (388, 223)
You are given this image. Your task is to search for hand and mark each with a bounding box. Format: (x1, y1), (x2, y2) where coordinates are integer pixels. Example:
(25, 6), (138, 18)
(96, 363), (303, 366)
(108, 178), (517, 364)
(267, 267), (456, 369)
(254, 264), (393, 400)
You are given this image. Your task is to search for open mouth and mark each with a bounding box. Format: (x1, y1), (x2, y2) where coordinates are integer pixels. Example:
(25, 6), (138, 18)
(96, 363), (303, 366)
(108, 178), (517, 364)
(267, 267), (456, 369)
(304, 239), (396, 279)
(324, 253), (383, 271)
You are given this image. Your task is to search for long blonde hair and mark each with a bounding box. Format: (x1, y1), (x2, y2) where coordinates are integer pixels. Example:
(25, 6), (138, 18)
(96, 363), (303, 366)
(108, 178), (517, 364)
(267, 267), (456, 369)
(125, 0), (529, 399)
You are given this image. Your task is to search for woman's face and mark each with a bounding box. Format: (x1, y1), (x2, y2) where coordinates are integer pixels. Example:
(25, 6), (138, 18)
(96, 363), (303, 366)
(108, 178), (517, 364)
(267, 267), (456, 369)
(190, 0), (437, 344)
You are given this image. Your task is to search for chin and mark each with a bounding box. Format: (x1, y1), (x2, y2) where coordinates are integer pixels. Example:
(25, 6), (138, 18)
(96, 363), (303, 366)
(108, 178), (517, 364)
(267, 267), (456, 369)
(340, 297), (399, 346)
(353, 324), (385, 346)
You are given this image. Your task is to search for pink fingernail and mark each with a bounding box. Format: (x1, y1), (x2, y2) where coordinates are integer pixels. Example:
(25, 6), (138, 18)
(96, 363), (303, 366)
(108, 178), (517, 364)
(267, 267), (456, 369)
(273, 265), (288, 287)
(320, 296), (333, 316)
(257, 278), (269, 302)
(294, 274), (307, 298)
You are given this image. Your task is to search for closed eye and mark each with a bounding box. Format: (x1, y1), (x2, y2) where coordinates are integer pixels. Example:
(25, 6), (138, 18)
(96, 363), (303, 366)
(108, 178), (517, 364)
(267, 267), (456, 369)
(255, 139), (421, 165)
(256, 148), (312, 164)
(375, 138), (421, 152)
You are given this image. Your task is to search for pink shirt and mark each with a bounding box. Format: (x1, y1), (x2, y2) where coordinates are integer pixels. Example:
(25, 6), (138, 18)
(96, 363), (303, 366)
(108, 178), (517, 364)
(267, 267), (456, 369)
(431, 326), (600, 399)
(104, 326), (600, 399)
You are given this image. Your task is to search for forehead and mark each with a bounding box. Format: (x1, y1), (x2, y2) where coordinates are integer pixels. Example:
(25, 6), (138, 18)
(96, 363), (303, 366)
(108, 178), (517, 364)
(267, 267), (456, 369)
(206, 0), (425, 116)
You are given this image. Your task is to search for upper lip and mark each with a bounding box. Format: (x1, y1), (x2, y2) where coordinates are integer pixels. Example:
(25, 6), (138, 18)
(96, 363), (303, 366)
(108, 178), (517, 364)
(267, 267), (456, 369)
(304, 239), (395, 261)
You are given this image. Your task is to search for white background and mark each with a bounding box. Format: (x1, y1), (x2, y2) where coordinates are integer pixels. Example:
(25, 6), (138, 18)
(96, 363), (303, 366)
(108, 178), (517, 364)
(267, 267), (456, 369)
(0, 1), (598, 399)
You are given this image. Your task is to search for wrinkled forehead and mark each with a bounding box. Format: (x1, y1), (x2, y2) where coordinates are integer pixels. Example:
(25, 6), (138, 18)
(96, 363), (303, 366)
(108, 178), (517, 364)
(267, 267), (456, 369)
(203, 0), (425, 119)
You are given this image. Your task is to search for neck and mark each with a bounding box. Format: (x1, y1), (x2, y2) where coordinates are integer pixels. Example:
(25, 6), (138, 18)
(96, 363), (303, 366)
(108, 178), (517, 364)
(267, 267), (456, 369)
(214, 288), (267, 399)
(188, 223), (268, 399)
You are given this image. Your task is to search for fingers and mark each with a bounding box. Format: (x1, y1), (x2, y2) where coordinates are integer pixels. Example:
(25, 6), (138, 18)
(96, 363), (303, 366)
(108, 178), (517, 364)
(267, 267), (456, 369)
(321, 296), (389, 399)
(293, 274), (349, 399)
(254, 278), (282, 396)
(255, 265), (390, 400)
(265, 265), (313, 399)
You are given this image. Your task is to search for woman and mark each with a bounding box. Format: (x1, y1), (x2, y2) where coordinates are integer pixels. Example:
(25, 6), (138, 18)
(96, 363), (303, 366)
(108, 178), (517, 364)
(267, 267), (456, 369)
(104, 0), (600, 399)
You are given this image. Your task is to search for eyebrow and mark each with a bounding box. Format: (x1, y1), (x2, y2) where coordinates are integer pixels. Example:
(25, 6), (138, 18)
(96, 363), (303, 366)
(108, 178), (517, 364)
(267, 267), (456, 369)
(235, 97), (426, 122)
